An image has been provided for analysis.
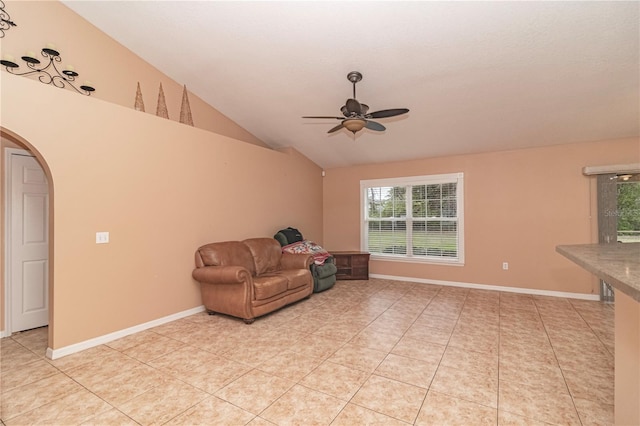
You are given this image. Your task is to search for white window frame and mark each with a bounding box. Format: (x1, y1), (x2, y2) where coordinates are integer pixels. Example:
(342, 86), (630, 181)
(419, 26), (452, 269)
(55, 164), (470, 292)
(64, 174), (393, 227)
(360, 172), (465, 265)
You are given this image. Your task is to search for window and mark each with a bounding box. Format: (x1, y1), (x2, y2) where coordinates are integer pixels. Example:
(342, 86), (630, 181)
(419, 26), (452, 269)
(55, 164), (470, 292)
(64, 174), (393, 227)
(616, 177), (640, 243)
(361, 173), (464, 264)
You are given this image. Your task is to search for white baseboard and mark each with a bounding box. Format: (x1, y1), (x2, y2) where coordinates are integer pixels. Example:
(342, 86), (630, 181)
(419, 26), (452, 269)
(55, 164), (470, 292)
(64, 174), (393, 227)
(0, 329), (11, 338)
(45, 305), (205, 360)
(43, 277), (599, 359)
(370, 274), (600, 301)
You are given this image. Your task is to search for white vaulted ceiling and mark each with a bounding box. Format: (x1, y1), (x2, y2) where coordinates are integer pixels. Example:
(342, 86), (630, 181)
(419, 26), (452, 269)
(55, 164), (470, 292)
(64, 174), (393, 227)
(63, 1), (639, 169)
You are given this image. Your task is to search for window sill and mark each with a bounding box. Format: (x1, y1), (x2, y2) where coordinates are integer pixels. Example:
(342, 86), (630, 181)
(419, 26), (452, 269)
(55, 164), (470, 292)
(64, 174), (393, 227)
(370, 254), (465, 266)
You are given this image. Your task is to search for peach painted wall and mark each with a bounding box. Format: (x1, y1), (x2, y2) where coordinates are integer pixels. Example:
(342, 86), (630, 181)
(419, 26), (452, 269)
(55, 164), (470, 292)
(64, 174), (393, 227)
(1, 74), (323, 348)
(1, 0), (266, 147)
(323, 138), (640, 295)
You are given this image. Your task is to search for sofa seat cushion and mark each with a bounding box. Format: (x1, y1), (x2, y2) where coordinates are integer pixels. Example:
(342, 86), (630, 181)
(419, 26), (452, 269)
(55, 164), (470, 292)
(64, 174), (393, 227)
(253, 275), (289, 300)
(277, 269), (310, 290)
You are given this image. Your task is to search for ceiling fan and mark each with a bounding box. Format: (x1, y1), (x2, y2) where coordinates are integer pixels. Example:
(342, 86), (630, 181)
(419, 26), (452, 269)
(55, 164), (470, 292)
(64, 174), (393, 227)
(303, 71), (409, 135)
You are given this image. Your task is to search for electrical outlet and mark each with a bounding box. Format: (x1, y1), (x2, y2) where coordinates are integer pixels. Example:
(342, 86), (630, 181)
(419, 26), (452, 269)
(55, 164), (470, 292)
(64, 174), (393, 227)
(502, 262), (509, 270)
(96, 231), (109, 244)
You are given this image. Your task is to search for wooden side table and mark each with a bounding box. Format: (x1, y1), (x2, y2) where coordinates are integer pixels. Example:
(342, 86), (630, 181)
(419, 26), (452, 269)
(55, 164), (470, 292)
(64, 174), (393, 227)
(330, 251), (370, 280)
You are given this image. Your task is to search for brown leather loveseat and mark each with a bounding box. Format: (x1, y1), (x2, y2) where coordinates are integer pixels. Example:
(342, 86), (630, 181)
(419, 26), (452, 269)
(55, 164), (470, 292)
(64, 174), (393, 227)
(192, 238), (313, 323)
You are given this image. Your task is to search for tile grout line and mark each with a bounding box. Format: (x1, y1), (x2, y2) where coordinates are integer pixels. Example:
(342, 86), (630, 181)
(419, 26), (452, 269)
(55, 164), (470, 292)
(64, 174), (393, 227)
(2, 281), (615, 425)
(337, 282), (424, 425)
(569, 300), (615, 360)
(405, 285), (446, 425)
(4, 332), (134, 424)
(533, 298), (584, 426)
(249, 279), (398, 424)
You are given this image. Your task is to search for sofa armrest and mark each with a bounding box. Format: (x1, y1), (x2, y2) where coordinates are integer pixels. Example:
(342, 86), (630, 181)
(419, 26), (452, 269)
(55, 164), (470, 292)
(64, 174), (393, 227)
(280, 253), (313, 270)
(192, 265), (252, 284)
(312, 262), (338, 279)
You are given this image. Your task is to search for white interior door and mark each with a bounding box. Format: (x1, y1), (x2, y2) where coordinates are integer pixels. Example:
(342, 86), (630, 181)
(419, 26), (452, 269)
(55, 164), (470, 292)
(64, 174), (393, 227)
(9, 152), (49, 332)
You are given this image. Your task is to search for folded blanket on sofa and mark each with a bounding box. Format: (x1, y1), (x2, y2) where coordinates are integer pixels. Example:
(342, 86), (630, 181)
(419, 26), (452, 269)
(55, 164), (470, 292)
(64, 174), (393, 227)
(282, 240), (332, 265)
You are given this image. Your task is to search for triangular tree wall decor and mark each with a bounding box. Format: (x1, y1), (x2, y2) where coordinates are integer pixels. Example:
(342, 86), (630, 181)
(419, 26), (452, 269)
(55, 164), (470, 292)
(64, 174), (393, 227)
(179, 84), (194, 126)
(134, 82), (145, 112)
(156, 82), (169, 119)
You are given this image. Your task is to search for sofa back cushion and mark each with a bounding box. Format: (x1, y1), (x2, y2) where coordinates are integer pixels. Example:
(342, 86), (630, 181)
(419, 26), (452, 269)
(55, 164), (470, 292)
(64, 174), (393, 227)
(243, 238), (282, 276)
(196, 241), (256, 275)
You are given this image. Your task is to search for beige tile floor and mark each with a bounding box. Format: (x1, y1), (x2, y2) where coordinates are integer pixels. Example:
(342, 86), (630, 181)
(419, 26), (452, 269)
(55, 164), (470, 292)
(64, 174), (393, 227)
(0, 279), (615, 425)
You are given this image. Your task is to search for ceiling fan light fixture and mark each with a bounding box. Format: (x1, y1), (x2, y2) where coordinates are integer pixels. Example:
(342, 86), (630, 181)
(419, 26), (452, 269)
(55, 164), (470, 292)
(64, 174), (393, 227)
(343, 118), (366, 133)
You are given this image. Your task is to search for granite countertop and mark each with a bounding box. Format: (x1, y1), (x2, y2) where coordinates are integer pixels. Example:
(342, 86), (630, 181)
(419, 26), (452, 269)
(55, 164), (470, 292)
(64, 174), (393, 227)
(556, 243), (640, 302)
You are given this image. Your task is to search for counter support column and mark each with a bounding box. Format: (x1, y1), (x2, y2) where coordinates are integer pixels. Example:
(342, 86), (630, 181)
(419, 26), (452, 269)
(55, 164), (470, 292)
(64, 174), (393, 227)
(615, 291), (640, 425)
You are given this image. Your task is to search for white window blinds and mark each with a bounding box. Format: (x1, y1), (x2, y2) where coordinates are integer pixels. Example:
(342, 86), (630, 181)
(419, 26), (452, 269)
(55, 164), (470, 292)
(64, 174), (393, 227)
(361, 173), (464, 264)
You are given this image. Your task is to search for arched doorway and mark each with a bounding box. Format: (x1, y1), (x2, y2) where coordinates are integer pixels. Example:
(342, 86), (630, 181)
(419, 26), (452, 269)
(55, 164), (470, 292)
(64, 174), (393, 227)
(1, 128), (54, 356)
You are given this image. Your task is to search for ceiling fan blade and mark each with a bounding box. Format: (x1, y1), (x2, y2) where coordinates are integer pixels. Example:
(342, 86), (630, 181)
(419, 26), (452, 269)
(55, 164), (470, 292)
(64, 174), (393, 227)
(360, 103), (370, 115)
(365, 120), (386, 132)
(327, 123), (345, 133)
(302, 116), (343, 120)
(367, 108), (410, 119)
(345, 98), (362, 114)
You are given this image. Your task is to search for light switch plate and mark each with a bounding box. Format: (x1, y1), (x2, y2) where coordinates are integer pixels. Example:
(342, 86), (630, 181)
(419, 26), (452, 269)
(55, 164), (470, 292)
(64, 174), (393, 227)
(96, 231), (109, 244)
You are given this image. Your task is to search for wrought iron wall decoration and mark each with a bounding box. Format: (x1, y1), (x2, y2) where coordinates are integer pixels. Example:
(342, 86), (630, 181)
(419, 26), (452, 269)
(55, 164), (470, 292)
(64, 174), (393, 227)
(0, 0), (17, 38)
(1, 46), (96, 95)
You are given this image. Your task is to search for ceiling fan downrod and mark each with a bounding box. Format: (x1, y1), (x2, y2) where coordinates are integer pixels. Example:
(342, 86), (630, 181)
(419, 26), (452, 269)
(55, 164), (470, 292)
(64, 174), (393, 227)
(347, 71), (362, 99)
